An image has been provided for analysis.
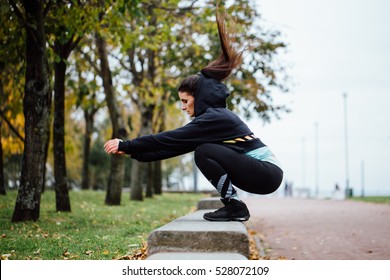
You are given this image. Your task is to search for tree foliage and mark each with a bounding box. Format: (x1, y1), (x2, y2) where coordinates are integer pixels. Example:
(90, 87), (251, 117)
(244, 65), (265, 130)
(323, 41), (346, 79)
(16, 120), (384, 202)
(1, 0), (289, 220)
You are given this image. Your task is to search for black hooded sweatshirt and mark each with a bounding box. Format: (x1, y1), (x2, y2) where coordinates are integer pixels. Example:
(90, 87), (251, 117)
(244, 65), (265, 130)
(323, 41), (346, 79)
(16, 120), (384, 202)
(118, 73), (265, 162)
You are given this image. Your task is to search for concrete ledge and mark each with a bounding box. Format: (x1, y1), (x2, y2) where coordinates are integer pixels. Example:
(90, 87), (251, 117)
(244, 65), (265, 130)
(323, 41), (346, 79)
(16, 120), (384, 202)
(197, 197), (223, 210)
(147, 210), (249, 258)
(147, 252), (247, 260)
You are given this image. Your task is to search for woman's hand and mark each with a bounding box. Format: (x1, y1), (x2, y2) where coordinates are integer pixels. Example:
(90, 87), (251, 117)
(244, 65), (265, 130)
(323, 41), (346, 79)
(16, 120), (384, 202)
(104, 138), (125, 155)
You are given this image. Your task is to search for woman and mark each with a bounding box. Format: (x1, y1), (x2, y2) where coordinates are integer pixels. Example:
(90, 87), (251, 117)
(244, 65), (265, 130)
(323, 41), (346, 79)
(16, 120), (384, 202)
(104, 11), (283, 222)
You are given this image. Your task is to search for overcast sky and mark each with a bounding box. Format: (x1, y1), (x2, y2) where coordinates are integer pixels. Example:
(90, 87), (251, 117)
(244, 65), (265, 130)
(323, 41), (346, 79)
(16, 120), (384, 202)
(247, 0), (390, 196)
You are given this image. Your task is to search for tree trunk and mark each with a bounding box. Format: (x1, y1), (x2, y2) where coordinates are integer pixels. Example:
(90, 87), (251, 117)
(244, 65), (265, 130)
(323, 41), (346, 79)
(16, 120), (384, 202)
(145, 162), (153, 198)
(153, 161), (162, 195)
(52, 14), (82, 208)
(130, 160), (143, 201)
(53, 48), (71, 212)
(95, 33), (127, 205)
(130, 105), (154, 200)
(0, 120), (5, 195)
(12, 0), (51, 222)
(41, 122), (50, 194)
(81, 108), (94, 190)
(153, 104), (165, 195)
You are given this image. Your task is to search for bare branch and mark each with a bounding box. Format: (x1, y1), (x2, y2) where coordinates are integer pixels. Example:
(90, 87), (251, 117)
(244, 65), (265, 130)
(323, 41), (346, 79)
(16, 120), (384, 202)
(0, 109), (25, 142)
(76, 46), (100, 73)
(69, 35), (84, 56)
(42, 0), (54, 19)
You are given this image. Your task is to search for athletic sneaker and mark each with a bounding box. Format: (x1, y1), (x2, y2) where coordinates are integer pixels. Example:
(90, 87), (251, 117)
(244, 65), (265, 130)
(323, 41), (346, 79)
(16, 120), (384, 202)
(203, 198), (250, 221)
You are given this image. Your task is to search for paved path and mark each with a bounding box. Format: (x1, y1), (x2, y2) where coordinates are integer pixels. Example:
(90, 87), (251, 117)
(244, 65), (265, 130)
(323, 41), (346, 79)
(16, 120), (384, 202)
(244, 197), (390, 260)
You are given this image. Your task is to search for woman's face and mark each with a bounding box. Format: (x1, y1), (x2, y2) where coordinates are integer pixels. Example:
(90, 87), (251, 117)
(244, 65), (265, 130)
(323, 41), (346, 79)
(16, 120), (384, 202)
(179, 91), (195, 117)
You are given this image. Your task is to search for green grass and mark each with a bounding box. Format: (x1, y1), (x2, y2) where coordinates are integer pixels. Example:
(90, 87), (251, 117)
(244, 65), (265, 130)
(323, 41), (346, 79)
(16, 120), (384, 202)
(0, 190), (204, 260)
(349, 196), (390, 205)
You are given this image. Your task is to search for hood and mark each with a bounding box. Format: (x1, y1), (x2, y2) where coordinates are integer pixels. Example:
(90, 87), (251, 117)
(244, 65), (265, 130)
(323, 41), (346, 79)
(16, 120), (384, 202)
(194, 72), (230, 117)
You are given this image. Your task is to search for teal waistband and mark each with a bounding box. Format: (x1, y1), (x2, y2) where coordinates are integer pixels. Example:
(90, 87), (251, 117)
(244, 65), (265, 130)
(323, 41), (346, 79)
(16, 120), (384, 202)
(245, 146), (282, 169)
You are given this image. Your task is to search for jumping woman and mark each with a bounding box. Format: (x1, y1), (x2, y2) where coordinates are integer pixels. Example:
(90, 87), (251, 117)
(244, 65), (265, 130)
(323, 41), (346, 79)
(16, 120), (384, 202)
(104, 11), (283, 221)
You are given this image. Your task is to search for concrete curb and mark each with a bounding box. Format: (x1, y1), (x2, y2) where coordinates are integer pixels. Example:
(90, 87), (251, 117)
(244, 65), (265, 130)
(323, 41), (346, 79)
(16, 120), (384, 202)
(146, 197), (252, 260)
(147, 210), (249, 259)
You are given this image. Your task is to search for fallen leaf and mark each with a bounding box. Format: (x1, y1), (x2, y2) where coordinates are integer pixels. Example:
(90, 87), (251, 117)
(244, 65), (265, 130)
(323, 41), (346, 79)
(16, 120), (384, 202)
(246, 227), (288, 260)
(85, 250), (93, 255)
(2, 254), (12, 260)
(63, 249), (70, 257)
(114, 242), (148, 260)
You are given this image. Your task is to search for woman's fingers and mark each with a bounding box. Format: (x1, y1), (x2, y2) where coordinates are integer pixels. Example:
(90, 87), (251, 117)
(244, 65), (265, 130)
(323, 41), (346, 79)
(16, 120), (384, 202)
(104, 139), (120, 154)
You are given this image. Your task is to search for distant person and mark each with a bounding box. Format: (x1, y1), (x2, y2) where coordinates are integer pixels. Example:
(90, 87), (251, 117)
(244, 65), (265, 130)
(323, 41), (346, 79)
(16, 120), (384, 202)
(333, 183), (344, 200)
(104, 10), (283, 222)
(284, 181), (290, 197)
(284, 181), (293, 197)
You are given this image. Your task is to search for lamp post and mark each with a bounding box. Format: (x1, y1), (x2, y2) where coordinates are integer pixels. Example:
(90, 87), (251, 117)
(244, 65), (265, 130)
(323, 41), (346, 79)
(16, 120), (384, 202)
(302, 137), (306, 189)
(361, 160), (365, 197)
(343, 92), (350, 197)
(315, 122), (319, 197)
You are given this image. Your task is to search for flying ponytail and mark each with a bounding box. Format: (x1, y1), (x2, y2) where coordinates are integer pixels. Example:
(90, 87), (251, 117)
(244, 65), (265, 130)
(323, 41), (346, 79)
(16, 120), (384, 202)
(178, 9), (243, 94)
(201, 10), (244, 81)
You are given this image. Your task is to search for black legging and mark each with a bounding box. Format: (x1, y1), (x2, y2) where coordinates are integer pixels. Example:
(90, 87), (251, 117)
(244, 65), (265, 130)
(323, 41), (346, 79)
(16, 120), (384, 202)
(194, 143), (283, 198)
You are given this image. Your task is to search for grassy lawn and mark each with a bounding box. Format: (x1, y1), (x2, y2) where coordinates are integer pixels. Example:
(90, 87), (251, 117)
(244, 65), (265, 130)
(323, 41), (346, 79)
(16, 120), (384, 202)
(349, 196), (390, 205)
(0, 190), (204, 260)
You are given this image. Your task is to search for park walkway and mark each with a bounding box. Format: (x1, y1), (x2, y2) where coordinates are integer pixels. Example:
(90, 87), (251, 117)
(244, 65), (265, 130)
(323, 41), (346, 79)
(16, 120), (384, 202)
(245, 197), (390, 260)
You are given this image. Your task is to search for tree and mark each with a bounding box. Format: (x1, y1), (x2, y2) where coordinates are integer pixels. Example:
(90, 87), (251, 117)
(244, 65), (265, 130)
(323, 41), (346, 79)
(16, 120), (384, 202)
(1, 0), (26, 194)
(96, 33), (128, 205)
(71, 40), (104, 191)
(96, 0), (128, 205)
(10, 0), (53, 222)
(48, 0), (87, 211)
(77, 73), (101, 191)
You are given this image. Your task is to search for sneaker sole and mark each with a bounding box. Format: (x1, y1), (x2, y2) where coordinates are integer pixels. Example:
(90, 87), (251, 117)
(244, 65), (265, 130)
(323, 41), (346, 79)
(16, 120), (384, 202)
(203, 215), (250, 222)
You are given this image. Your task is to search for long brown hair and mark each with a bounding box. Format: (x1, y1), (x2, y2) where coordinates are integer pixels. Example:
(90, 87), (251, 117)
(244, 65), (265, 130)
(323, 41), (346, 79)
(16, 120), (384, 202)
(201, 10), (244, 81)
(178, 10), (243, 94)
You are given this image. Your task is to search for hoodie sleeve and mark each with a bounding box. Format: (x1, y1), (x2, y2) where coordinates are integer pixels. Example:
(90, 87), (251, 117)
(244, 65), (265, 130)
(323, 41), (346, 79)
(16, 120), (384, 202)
(118, 118), (206, 156)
